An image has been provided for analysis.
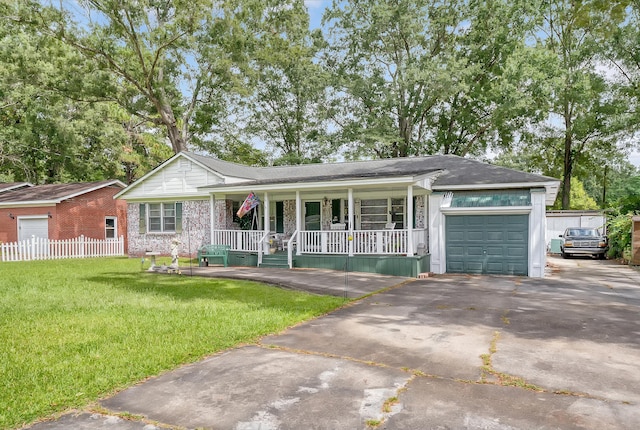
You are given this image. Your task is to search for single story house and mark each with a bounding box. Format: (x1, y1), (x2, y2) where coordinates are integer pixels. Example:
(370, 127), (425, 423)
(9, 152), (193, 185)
(115, 152), (559, 278)
(0, 180), (128, 245)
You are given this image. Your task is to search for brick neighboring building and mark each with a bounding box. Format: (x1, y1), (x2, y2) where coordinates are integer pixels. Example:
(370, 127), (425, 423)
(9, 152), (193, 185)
(0, 180), (127, 246)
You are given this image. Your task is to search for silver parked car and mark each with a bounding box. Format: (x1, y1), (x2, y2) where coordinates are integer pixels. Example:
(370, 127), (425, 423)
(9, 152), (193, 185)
(559, 227), (608, 259)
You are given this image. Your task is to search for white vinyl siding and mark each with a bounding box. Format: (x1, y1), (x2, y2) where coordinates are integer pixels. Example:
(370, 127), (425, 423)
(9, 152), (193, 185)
(124, 158), (224, 199)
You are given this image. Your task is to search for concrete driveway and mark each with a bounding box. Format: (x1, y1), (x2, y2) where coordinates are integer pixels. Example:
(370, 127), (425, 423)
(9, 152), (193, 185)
(28, 256), (640, 429)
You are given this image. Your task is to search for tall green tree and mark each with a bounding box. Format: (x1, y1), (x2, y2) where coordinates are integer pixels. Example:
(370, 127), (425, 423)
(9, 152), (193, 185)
(525, 0), (629, 209)
(322, 0), (540, 159)
(235, 1), (333, 165)
(20, 0), (276, 154)
(1, 3), (171, 183)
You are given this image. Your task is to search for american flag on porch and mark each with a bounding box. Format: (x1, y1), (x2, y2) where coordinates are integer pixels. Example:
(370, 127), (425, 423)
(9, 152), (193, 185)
(236, 192), (260, 218)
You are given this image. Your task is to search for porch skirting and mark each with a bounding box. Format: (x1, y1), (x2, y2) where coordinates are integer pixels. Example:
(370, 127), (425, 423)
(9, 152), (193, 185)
(226, 251), (430, 278)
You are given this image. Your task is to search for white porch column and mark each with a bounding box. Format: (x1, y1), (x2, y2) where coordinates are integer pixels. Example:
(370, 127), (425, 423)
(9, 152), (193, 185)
(296, 191), (302, 255)
(428, 193), (446, 274)
(407, 185), (414, 256)
(263, 192), (270, 254)
(263, 192), (270, 233)
(529, 189), (547, 278)
(348, 188), (354, 256)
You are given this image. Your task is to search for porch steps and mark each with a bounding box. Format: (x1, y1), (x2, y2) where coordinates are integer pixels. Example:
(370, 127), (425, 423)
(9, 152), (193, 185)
(259, 252), (289, 269)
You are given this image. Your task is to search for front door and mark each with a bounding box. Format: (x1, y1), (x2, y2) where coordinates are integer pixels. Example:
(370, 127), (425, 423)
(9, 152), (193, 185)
(304, 202), (321, 231)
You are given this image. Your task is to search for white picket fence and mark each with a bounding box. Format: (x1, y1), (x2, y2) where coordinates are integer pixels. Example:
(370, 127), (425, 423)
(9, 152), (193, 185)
(0, 235), (125, 262)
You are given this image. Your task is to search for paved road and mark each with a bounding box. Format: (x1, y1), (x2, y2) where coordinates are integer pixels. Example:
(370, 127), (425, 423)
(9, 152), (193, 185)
(27, 256), (640, 429)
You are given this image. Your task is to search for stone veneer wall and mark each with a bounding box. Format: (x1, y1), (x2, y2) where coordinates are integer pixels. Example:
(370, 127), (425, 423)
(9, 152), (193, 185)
(127, 200), (211, 257)
(283, 200), (296, 234)
(214, 199), (235, 229)
(415, 195), (425, 229)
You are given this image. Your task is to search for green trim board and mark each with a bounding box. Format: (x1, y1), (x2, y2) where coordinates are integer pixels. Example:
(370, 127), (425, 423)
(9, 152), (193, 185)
(293, 254), (429, 278)
(226, 251), (429, 277)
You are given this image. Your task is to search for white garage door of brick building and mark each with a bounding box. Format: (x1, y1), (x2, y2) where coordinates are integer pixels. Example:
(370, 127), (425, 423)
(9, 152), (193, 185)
(18, 217), (49, 242)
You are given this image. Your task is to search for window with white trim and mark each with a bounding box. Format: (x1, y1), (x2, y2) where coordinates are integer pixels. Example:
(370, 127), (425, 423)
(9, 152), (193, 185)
(105, 217), (117, 239)
(360, 198), (405, 230)
(139, 202), (182, 233)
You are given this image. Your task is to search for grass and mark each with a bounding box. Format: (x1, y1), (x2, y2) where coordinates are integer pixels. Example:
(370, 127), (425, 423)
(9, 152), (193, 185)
(0, 258), (345, 429)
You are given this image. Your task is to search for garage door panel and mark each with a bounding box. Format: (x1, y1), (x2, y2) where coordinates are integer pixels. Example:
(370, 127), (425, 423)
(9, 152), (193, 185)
(464, 262), (483, 273)
(507, 231), (526, 242)
(486, 231), (504, 241)
(466, 246), (484, 256)
(467, 231), (484, 242)
(448, 231), (465, 242)
(447, 217), (465, 227)
(506, 263), (527, 273)
(507, 246), (527, 257)
(486, 262), (505, 273)
(448, 261), (465, 272)
(486, 246), (504, 256)
(446, 214), (528, 276)
(467, 217), (485, 227)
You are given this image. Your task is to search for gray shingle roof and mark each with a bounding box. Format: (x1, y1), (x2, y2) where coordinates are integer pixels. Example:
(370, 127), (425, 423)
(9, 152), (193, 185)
(0, 180), (125, 204)
(185, 152), (558, 187)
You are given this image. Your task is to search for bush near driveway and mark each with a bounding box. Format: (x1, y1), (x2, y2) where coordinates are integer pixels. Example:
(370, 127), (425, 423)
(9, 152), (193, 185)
(0, 258), (344, 429)
(607, 213), (634, 260)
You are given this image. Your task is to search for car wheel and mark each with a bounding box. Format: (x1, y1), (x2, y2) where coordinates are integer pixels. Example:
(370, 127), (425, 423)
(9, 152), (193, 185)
(598, 253), (606, 260)
(562, 252), (570, 259)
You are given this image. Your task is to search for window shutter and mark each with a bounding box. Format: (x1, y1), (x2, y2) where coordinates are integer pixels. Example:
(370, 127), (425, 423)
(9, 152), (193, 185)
(139, 204), (146, 234)
(175, 202), (183, 233)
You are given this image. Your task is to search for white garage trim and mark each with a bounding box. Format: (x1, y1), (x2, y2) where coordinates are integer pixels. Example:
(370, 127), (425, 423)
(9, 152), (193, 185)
(429, 189), (548, 278)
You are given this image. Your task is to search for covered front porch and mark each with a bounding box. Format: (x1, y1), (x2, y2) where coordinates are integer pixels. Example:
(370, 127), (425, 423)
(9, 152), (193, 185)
(202, 176), (433, 276)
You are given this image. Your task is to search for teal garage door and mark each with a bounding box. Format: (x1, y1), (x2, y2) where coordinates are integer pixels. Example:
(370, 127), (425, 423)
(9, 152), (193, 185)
(446, 214), (529, 275)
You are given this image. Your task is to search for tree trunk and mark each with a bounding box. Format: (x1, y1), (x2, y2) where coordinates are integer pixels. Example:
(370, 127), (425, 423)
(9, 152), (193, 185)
(398, 115), (411, 157)
(562, 130), (572, 210)
(157, 102), (187, 153)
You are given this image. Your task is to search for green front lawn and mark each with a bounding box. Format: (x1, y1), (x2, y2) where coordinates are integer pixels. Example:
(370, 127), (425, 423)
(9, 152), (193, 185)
(0, 258), (345, 429)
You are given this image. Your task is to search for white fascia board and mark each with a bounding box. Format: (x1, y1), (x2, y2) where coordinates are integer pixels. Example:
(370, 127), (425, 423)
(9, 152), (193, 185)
(62, 180), (126, 201)
(0, 180), (126, 207)
(441, 206), (532, 215)
(0, 202), (57, 208)
(120, 194), (211, 203)
(200, 176), (416, 194)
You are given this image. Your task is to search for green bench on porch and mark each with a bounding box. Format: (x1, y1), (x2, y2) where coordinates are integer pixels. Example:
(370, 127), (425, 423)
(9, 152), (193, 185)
(198, 244), (231, 267)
